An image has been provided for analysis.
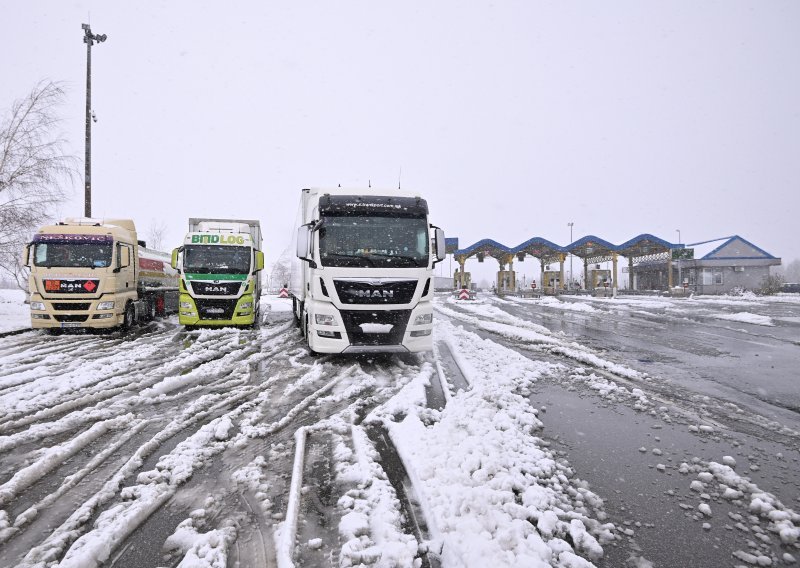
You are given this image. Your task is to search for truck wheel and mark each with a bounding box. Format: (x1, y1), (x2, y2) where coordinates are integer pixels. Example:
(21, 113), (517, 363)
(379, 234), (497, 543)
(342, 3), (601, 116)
(122, 303), (136, 331)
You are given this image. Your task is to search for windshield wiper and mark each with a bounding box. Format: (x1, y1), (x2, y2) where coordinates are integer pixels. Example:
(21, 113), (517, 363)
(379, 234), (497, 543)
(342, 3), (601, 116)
(366, 253), (423, 266)
(322, 253), (375, 267)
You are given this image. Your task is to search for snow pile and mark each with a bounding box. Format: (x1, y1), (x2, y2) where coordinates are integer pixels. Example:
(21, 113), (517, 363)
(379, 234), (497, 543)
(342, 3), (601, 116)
(678, 458), (800, 559)
(378, 319), (615, 567)
(566, 369), (654, 412)
(163, 508), (237, 568)
(507, 295), (601, 313)
(712, 312), (775, 326)
(330, 421), (419, 567)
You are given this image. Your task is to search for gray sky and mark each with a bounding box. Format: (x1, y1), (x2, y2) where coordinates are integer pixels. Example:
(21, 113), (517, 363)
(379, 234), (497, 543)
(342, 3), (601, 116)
(3, 1), (799, 282)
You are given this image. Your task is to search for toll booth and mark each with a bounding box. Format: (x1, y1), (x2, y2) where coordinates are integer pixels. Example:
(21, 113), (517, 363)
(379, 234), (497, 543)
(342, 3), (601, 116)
(454, 268), (471, 290)
(497, 270), (516, 294)
(589, 268), (611, 290)
(543, 270), (561, 294)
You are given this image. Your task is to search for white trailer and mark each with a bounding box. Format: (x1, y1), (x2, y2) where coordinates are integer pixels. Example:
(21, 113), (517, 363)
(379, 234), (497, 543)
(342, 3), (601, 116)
(291, 187), (446, 353)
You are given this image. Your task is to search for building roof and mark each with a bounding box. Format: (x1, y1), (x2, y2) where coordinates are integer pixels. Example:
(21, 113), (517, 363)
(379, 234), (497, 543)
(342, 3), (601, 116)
(687, 235), (778, 260)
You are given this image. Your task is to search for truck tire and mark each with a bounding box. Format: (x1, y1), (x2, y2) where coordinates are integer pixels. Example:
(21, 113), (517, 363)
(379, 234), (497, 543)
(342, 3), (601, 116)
(122, 303), (136, 331)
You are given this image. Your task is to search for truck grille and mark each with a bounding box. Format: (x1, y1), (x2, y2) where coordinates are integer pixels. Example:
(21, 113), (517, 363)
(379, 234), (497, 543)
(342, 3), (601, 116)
(52, 303), (91, 311)
(333, 280), (417, 305)
(190, 281), (242, 296)
(194, 299), (236, 320)
(54, 314), (89, 323)
(340, 310), (411, 346)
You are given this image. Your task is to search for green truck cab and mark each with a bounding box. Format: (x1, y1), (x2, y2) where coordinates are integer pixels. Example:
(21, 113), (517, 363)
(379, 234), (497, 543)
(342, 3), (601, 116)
(172, 218), (264, 328)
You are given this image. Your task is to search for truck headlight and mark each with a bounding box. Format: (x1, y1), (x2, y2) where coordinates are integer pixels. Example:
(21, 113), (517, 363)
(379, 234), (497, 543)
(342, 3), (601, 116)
(315, 313), (336, 326)
(180, 301), (193, 309)
(240, 301), (253, 310)
(97, 301), (115, 310)
(414, 313), (433, 325)
(30, 301), (46, 311)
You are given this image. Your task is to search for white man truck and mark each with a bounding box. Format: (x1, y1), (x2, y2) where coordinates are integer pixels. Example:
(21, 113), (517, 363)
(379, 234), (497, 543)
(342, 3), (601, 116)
(172, 218), (264, 328)
(24, 218), (178, 332)
(291, 187), (446, 354)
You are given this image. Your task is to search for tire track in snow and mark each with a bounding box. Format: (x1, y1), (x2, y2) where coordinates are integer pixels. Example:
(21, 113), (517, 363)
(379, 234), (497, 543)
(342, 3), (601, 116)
(0, 320), (294, 567)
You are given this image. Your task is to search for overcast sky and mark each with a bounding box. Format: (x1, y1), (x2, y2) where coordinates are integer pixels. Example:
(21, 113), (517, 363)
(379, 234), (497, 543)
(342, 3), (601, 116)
(3, 1), (799, 283)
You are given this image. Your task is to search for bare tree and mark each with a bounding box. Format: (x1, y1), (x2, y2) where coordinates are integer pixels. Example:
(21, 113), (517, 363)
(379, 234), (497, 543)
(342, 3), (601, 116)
(271, 260), (291, 290)
(0, 81), (77, 289)
(784, 259), (800, 283)
(145, 219), (169, 251)
(760, 273), (784, 295)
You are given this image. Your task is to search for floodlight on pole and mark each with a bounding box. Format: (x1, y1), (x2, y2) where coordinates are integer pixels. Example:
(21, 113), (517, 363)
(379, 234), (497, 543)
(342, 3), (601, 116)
(83, 23), (107, 218)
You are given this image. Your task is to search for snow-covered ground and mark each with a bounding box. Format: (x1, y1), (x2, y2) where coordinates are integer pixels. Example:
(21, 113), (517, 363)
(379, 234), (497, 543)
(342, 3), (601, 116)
(0, 288), (28, 333)
(0, 291), (798, 567)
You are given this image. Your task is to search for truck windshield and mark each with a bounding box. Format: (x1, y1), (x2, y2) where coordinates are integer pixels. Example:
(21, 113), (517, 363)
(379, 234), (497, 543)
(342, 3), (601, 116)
(33, 243), (112, 268)
(319, 216), (430, 268)
(183, 245), (251, 274)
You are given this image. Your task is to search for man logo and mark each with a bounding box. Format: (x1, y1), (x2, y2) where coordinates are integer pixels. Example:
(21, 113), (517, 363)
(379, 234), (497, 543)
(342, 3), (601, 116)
(350, 289), (394, 299)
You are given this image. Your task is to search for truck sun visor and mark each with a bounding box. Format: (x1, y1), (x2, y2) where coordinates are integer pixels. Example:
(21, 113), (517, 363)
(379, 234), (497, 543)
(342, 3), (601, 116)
(32, 234), (113, 245)
(319, 195), (428, 217)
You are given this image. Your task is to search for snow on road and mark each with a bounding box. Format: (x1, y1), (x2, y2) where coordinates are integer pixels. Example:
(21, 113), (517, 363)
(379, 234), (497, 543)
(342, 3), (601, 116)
(0, 292), (799, 567)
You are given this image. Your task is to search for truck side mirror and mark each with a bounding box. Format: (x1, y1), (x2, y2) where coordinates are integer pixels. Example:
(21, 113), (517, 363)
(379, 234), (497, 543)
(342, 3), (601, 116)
(296, 226), (310, 259)
(433, 227), (446, 264)
(255, 250), (265, 272)
(22, 244), (31, 268)
(171, 248), (179, 270)
(296, 225), (317, 268)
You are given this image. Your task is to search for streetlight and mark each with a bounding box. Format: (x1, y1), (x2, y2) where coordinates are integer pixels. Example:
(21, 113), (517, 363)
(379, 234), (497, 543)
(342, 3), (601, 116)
(82, 23), (107, 218)
(567, 222), (574, 290)
(676, 229), (682, 290)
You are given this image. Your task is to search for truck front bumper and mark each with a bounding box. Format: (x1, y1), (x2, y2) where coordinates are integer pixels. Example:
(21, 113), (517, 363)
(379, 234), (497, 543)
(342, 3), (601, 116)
(178, 293), (257, 327)
(306, 300), (434, 354)
(29, 294), (125, 330)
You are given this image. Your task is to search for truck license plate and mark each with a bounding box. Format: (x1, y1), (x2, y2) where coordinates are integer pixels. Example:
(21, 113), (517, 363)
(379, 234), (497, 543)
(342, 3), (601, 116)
(61, 323), (81, 328)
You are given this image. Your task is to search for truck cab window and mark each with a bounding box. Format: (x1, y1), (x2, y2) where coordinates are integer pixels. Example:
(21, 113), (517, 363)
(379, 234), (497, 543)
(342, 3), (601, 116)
(319, 216), (429, 268)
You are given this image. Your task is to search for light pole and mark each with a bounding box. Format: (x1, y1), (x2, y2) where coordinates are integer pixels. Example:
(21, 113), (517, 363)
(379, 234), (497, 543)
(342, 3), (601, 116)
(676, 229), (682, 289)
(83, 23), (107, 218)
(567, 222), (574, 290)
